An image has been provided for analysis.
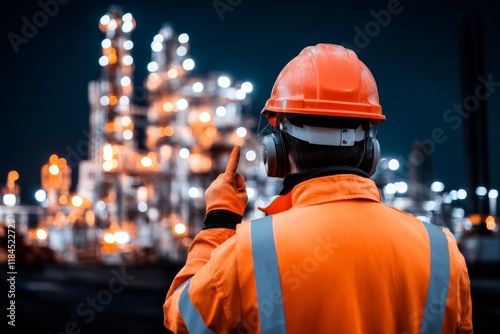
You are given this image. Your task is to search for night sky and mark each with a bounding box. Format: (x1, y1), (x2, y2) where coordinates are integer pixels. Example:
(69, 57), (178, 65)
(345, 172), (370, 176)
(1, 0), (500, 205)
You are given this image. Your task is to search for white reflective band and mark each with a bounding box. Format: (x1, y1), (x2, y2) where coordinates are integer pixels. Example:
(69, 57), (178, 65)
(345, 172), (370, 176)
(251, 216), (287, 333)
(178, 280), (215, 334)
(282, 119), (365, 146)
(420, 222), (450, 334)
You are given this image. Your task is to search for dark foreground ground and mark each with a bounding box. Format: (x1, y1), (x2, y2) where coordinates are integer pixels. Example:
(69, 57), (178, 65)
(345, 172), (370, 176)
(1, 262), (499, 334)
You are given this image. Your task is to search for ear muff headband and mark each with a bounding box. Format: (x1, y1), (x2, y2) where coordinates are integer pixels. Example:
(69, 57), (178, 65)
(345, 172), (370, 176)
(263, 129), (380, 178)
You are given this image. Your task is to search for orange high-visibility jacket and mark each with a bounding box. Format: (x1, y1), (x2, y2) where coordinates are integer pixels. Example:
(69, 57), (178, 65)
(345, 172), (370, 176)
(163, 174), (473, 333)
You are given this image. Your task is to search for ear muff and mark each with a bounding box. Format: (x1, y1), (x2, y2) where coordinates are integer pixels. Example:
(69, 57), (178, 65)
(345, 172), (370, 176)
(358, 134), (380, 177)
(262, 132), (289, 178)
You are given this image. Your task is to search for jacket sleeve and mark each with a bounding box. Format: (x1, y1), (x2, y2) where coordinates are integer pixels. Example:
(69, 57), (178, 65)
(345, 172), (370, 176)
(444, 229), (473, 334)
(163, 228), (240, 333)
(456, 256), (473, 334)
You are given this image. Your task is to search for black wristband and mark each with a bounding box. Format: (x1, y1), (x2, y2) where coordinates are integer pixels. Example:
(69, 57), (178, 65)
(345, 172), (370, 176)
(203, 210), (243, 230)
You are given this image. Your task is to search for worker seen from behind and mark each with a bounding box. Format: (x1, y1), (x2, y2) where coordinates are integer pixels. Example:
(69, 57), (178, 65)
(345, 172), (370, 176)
(163, 43), (473, 333)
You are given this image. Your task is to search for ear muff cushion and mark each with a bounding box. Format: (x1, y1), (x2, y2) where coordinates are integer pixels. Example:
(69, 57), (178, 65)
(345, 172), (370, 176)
(262, 132), (288, 177)
(359, 136), (380, 176)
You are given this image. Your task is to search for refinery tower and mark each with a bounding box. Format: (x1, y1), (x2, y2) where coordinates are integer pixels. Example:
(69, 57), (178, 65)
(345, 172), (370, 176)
(30, 6), (280, 264)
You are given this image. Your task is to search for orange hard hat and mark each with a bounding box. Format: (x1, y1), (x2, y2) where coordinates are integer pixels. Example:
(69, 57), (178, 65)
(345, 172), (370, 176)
(262, 44), (385, 124)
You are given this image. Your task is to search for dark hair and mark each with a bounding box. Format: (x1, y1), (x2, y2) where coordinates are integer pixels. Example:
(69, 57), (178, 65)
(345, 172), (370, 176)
(281, 115), (369, 172)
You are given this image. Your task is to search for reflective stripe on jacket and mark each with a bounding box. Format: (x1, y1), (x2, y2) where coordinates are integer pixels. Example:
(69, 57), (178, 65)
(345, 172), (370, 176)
(163, 174), (473, 333)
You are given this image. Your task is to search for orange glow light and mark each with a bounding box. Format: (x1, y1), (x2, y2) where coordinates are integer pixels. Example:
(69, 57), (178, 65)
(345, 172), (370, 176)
(108, 53), (117, 64)
(167, 69), (178, 79)
(163, 102), (174, 112)
(163, 126), (174, 136)
(8, 170), (19, 181)
(109, 96), (118, 105)
(486, 215), (496, 231)
(49, 154), (59, 165)
(173, 223), (187, 235)
(59, 195), (68, 205)
(205, 126), (217, 137)
(36, 228), (48, 240)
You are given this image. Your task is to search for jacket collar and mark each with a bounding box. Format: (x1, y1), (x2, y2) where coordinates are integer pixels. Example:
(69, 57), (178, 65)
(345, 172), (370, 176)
(259, 167), (381, 215)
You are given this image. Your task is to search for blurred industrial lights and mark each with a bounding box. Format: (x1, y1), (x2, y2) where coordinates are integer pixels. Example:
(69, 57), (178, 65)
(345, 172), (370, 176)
(151, 41), (163, 52)
(176, 98), (188, 110)
(120, 76), (131, 86)
(235, 89), (246, 100)
(431, 181), (445, 192)
(96, 201), (106, 211)
(388, 159), (399, 171)
(247, 187), (256, 198)
(182, 58), (195, 71)
(163, 102), (174, 112)
(173, 223), (187, 235)
(475, 186), (487, 196)
(141, 156), (153, 167)
(103, 233), (115, 244)
(36, 228), (48, 240)
(241, 82), (253, 93)
(489, 189), (499, 199)
(245, 150), (257, 161)
(123, 55), (133, 65)
(179, 148), (190, 159)
(71, 195), (83, 207)
(215, 106), (226, 117)
(100, 96), (110, 106)
(123, 40), (134, 50)
(100, 15), (110, 25)
(217, 76), (230, 88)
(457, 189), (467, 200)
(98, 56), (108, 67)
(167, 69), (178, 79)
(236, 127), (247, 138)
(138, 202), (148, 212)
(108, 19), (117, 31)
(101, 39), (111, 48)
(3, 194), (16, 207)
(178, 33), (189, 43)
(122, 21), (134, 33)
(395, 181), (408, 194)
(48, 165), (60, 175)
(122, 13), (133, 21)
(35, 189), (47, 203)
(119, 96), (130, 106)
(114, 231), (131, 244)
(176, 46), (187, 56)
(188, 187), (201, 198)
(147, 61), (158, 72)
(153, 34), (164, 43)
(192, 82), (204, 93)
(384, 183), (396, 195)
(199, 111), (211, 123)
(123, 130), (134, 140)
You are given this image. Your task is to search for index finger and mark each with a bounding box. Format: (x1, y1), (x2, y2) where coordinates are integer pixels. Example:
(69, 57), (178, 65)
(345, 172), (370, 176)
(225, 145), (241, 176)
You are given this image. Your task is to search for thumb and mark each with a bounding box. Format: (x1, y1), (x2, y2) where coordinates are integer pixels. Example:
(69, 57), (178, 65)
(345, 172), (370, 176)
(235, 173), (246, 192)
